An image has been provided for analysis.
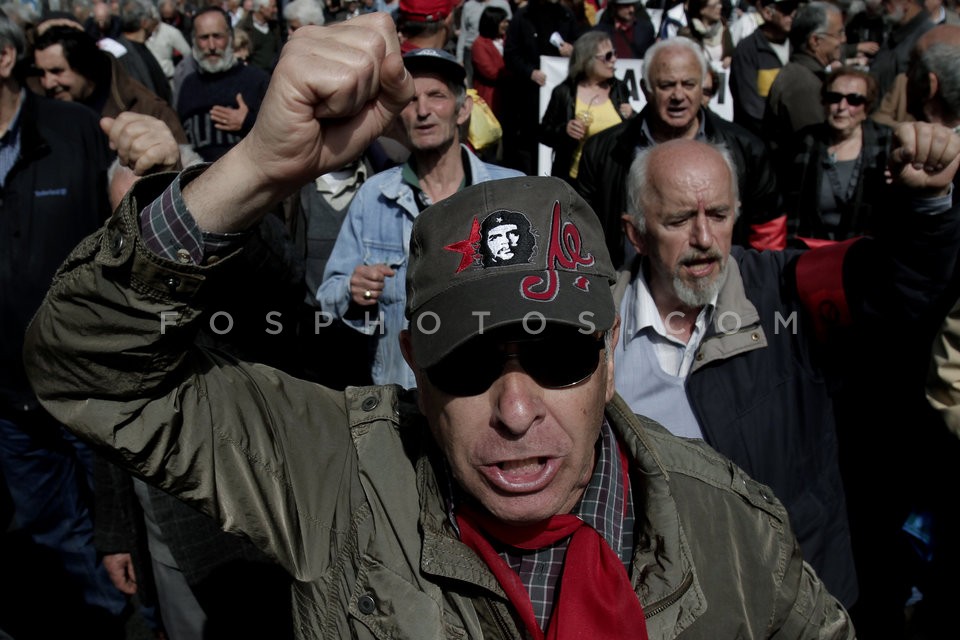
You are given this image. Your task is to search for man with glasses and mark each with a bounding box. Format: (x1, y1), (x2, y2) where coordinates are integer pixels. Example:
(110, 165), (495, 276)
(23, 14), (871, 638)
(729, 0), (797, 135)
(763, 1), (845, 159)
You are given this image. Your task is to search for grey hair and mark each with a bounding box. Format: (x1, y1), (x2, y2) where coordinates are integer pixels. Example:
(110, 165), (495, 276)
(641, 37), (708, 93)
(283, 0), (325, 25)
(790, 2), (840, 52)
(625, 141), (740, 232)
(120, 0), (156, 31)
(252, 0), (274, 12)
(0, 10), (26, 61)
(1, 2), (39, 28)
(919, 42), (960, 122)
(567, 31), (611, 84)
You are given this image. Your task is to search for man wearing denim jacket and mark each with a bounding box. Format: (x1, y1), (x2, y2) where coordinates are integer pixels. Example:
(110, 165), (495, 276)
(317, 47), (520, 388)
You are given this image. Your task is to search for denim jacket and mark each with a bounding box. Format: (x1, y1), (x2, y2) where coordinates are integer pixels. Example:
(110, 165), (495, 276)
(317, 146), (521, 388)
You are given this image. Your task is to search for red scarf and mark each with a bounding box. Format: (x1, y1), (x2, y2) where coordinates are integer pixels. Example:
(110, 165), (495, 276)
(456, 446), (648, 640)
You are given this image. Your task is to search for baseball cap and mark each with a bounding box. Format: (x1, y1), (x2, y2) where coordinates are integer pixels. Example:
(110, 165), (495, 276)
(405, 177), (617, 370)
(399, 0), (454, 22)
(402, 47), (466, 87)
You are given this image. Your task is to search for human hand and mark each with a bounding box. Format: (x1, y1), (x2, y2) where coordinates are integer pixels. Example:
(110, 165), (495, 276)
(103, 553), (137, 595)
(184, 14), (414, 232)
(857, 41), (880, 56)
(889, 122), (960, 196)
(350, 263), (396, 306)
(558, 42), (573, 57)
(210, 93), (249, 132)
(618, 103), (634, 119)
(531, 70), (547, 86)
(566, 118), (586, 140)
(101, 113), (180, 175)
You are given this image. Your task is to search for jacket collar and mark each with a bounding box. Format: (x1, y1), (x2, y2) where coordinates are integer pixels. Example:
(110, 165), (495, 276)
(787, 50), (828, 79)
(613, 255), (767, 374)
(378, 144), (489, 215)
(614, 106), (718, 165)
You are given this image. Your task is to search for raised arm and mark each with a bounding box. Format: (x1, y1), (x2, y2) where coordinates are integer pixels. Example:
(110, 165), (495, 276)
(182, 14), (413, 233)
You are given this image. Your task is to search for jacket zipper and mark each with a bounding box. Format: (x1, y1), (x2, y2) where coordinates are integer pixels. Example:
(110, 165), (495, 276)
(489, 599), (515, 639)
(643, 571), (694, 619)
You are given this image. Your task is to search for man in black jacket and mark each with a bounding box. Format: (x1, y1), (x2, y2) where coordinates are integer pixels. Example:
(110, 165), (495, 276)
(577, 37), (781, 267)
(0, 13), (124, 638)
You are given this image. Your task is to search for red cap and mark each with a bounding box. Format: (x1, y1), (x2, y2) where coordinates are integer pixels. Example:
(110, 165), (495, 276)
(399, 0), (453, 22)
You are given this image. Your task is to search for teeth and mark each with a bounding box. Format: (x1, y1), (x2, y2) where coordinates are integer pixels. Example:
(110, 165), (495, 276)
(497, 458), (545, 472)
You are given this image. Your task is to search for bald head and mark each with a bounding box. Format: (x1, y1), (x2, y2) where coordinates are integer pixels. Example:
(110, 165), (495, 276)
(627, 139), (739, 232)
(917, 24), (960, 53)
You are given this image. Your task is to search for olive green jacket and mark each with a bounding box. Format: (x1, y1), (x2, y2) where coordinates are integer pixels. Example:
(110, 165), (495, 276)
(24, 172), (853, 639)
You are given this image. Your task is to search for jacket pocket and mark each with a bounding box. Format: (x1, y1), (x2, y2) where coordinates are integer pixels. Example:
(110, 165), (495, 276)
(349, 554), (466, 639)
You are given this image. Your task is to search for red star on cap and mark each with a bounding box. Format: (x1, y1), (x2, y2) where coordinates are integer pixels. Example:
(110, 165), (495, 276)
(444, 217), (481, 273)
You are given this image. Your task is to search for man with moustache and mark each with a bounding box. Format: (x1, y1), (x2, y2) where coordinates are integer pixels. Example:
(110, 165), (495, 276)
(317, 48), (519, 390)
(612, 128), (960, 611)
(177, 7), (269, 161)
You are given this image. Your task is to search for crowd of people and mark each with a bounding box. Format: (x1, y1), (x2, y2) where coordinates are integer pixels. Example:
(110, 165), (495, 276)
(2, 0), (960, 639)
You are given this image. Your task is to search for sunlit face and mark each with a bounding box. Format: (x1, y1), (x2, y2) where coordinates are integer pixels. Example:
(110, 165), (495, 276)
(259, 0), (277, 19)
(825, 75), (869, 135)
(403, 325), (617, 525)
(193, 12), (235, 73)
(700, 0), (723, 24)
(400, 73), (470, 153)
(35, 44), (94, 102)
(645, 47), (703, 136)
(812, 11), (846, 65)
(590, 39), (616, 81)
(628, 145), (736, 311)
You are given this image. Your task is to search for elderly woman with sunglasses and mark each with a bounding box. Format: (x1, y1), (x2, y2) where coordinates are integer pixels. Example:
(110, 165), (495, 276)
(778, 66), (894, 245)
(538, 31), (633, 184)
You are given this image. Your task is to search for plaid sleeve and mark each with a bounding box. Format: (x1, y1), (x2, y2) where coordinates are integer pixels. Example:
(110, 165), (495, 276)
(139, 171), (248, 264)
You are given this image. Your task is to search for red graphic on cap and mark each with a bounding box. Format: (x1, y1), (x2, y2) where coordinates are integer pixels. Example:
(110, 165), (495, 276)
(444, 217), (481, 273)
(521, 201), (595, 301)
(573, 276), (590, 291)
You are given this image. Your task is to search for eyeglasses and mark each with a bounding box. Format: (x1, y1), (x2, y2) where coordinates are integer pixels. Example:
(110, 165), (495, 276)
(425, 330), (605, 397)
(594, 51), (616, 62)
(824, 91), (867, 106)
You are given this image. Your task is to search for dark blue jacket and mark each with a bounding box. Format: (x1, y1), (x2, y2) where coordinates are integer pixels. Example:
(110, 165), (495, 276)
(0, 93), (110, 412)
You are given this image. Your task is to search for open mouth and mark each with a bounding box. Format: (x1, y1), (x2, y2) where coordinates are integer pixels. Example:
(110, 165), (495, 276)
(482, 457), (559, 493)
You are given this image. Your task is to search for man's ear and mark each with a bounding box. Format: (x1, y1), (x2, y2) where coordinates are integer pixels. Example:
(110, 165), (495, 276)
(399, 329), (428, 411)
(928, 71), (940, 101)
(457, 92), (473, 126)
(622, 213), (646, 255)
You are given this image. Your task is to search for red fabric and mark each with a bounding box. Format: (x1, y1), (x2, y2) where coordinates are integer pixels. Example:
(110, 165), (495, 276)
(471, 37), (505, 119)
(748, 215), (787, 251)
(795, 238), (858, 341)
(793, 236), (840, 250)
(399, 0), (453, 21)
(456, 446), (648, 640)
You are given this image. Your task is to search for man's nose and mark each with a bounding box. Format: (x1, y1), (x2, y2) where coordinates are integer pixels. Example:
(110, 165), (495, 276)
(491, 361), (545, 438)
(690, 212), (712, 249)
(40, 73), (55, 89)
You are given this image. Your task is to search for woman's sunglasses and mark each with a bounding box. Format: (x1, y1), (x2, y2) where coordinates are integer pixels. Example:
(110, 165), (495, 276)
(594, 51), (616, 63)
(426, 330), (605, 397)
(824, 91), (867, 107)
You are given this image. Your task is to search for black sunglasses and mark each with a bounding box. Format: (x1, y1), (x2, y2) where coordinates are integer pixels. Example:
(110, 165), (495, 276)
(425, 329), (605, 397)
(594, 51), (616, 62)
(824, 91), (867, 107)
